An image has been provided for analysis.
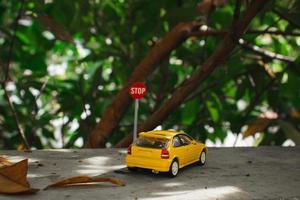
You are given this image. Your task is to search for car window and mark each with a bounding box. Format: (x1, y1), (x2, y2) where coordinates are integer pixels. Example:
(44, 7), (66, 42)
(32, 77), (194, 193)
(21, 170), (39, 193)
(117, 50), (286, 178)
(184, 134), (194, 141)
(172, 136), (181, 147)
(179, 135), (191, 145)
(135, 137), (169, 149)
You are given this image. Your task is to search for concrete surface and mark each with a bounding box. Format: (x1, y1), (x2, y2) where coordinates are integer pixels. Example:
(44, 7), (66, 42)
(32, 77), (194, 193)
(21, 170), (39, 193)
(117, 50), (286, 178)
(0, 147), (299, 200)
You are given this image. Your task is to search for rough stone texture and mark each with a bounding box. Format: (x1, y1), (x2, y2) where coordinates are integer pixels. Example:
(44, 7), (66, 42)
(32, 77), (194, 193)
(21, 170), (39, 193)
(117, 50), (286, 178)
(0, 147), (299, 200)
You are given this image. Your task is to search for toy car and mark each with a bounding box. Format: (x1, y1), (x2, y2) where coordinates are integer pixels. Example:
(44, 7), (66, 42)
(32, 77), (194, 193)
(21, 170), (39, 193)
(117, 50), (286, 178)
(125, 130), (207, 177)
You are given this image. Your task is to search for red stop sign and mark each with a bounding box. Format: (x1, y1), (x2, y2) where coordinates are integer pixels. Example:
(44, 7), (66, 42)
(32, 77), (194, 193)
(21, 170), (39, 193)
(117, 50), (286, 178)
(129, 82), (147, 99)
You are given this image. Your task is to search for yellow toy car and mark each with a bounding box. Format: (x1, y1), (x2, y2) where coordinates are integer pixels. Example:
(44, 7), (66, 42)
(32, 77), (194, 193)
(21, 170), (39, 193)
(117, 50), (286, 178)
(125, 130), (207, 177)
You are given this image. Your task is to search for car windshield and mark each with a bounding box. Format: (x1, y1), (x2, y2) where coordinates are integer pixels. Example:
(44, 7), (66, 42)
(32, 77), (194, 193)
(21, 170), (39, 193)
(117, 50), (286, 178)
(135, 137), (169, 149)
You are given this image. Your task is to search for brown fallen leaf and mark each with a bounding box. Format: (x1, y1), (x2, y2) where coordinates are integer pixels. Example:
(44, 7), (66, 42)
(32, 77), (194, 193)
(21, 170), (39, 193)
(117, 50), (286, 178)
(0, 159), (39, 194)
(45, 175), (125, 189)
(0, 156), (12, 168)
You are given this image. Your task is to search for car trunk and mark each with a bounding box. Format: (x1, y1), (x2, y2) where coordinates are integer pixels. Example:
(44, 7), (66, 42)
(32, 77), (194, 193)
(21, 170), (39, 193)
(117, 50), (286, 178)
(132, 146), (162, 159)
(131, 137), (169, 159)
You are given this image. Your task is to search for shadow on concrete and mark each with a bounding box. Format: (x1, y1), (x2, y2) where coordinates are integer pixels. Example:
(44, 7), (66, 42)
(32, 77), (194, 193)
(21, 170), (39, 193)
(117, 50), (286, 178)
(0, 147), (299, 200)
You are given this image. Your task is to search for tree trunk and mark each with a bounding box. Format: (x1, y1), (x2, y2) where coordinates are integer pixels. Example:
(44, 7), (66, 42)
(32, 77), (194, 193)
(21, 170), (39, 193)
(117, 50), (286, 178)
(85, 22), (201, 147)
(115, 0), (269, 147)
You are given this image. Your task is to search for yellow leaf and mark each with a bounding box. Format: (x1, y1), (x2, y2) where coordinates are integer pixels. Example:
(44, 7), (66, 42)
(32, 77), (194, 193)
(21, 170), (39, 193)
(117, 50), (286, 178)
(45, 175), (125, 189)
(243, 118), (271, 138)
(17, 143), (26, 151)
(0, 159), (39, 194)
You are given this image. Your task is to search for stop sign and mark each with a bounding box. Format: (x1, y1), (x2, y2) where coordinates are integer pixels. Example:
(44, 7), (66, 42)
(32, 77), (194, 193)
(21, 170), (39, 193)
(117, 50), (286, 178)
(129, 82), (146, 99)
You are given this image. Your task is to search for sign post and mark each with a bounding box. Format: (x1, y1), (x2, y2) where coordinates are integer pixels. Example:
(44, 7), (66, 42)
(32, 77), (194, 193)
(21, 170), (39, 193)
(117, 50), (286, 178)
(133, 99), (139, 141)
(129, 82), (146, 141)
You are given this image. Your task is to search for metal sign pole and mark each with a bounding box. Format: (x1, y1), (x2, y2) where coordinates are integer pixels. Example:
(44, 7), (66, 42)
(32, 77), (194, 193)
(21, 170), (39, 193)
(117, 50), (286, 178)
(133, 99), (139, 141)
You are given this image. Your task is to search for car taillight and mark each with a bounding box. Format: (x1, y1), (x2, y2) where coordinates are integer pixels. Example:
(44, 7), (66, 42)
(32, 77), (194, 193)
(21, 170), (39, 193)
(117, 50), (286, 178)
(161, 149), (169, 159)
(127, 145), (132, 155)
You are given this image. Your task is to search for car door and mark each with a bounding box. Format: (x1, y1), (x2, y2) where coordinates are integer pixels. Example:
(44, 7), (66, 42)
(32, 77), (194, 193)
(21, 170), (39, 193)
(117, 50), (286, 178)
(182, 135), (200, 162)
(178, 134), (194, 163)
(172, 136), (188, 167)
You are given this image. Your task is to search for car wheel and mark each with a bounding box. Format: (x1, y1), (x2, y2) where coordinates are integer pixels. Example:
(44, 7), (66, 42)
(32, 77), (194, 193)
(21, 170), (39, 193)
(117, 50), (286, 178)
(128, 167), (138, 172)
(168, 160), (179, 177)
(198, 150), (206, 166)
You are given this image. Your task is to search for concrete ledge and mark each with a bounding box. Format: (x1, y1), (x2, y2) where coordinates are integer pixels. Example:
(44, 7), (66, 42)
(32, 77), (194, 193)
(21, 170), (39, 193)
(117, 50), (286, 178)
(0, 147), (299, 200)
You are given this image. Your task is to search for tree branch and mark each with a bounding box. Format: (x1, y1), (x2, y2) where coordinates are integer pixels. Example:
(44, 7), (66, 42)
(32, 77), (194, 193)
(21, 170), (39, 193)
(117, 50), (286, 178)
(0, 0), (30, 150)
(1, 0), (26, 82)
(184, 68), (254, 103)
(78, 74), (89, 118)
(190, 29), (296, 64)
(188, 29), (300, 37)
(232, 79), (275, 146)
(1, 83), (30, 150)
(232, 0), (242, 29)
(116, 0), (270, 147)
(232, 65), (289, 146)
(85, 22), (202, 147)
(190, 25), (297, 64)
(35, 77), (49, 101)
(238, 39), (295, 64)
(273, 9), (300, 29)
(244, 79), (276, 120)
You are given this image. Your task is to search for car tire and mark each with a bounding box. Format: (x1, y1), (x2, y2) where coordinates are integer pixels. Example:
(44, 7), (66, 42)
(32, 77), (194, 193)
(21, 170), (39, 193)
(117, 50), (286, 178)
(128, 167), (138, 172)
(168, 160), (179, 178)
(198, 150), (206, 166)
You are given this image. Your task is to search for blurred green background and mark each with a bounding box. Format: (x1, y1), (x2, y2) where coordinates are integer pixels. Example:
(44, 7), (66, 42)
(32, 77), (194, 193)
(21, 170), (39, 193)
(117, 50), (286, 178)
(0, 0), (299, 149)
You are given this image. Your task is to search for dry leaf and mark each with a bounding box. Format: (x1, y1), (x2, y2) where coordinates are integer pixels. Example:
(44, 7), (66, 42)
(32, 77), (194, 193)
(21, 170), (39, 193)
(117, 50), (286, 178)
(93, 176), (125, 186)
(0, 156), (12, 168)
(243, 118), (271, 138)
(45, 175), (125, 189)
(0, 159), (39, 194)
(37, 15), (74, 44)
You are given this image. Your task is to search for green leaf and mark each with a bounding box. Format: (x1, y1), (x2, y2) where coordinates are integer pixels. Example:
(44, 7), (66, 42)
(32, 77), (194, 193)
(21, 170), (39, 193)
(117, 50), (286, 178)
(181, 99), (199, 125)
(206, 101), (219, 123)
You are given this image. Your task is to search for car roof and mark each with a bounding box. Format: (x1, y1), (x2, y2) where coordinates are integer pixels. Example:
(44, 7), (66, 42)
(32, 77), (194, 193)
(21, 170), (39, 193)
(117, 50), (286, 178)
(139, 130), (185, 139)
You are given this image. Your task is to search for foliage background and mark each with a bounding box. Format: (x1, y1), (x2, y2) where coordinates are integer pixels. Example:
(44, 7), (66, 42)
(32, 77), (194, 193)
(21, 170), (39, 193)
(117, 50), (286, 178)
(0, 0), (299, 149)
